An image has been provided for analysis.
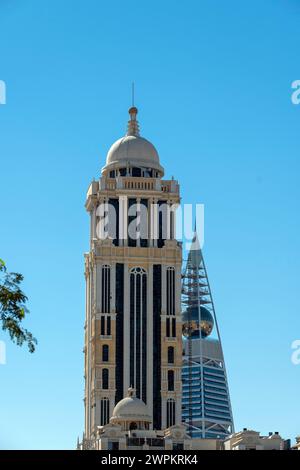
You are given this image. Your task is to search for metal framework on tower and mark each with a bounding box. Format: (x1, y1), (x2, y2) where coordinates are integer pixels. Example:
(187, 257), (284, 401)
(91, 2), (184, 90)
(181, 232), (234, 439)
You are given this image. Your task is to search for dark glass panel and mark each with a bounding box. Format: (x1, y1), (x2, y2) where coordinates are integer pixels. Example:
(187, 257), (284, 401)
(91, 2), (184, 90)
(115, 264), (124, 404)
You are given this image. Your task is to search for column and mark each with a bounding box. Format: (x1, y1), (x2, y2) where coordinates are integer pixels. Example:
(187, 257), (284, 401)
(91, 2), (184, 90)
(166, 200), (171, 240)
(91, 206), (96, 241)
(136, 197), (141, 247)
(148, 197), (153, 247)
(119, 195), (128, 247)
(153, 198), (158, 247)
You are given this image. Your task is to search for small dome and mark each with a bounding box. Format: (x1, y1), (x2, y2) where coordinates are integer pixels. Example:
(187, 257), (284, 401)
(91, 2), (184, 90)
(111, 392), (151, 423)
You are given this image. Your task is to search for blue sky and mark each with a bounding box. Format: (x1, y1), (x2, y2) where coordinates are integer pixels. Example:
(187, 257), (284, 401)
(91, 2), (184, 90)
(0, 0), (300, 449)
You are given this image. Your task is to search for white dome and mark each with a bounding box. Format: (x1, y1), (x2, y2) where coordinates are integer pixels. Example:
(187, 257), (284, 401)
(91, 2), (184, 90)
(101, 107), (164, 176)
(111, 396), (151, 422)
(106, 135), (160, 168)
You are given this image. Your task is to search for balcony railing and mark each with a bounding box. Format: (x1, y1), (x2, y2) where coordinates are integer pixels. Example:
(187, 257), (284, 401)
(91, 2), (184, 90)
(99, 177), (179, 193)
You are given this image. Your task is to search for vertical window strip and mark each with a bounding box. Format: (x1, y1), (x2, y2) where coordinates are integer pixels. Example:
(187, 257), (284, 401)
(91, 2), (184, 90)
(136, 273), (141, 398)
(167, 399), (175, 427)
(166, 267), (175, 316)
(101, 265), (111, 313)
(115, 263), (124, 404)
(102, 344), (109, 362)
(168, 346), (174, 364)
(101, 316), (105, 336)
(153, 264), (162, 430)
(100, 398), (109, 426)
(107, 316), (111, 336)
(167, 268), (170, 315)
(129, 268), (147, 401)
(172, 317), (176, 338)
(172, 268), (175, 316)
(142, 273), (147, 403)
(130, 273), (135, 389)
(102, 368), (109, 389)
(166, 318), (170, 338)
(168, 370), (174, 391)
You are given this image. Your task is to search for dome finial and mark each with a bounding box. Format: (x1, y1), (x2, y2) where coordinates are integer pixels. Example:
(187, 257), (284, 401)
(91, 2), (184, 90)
(127, 106), (140, 137)
(127, 386), (136, 398)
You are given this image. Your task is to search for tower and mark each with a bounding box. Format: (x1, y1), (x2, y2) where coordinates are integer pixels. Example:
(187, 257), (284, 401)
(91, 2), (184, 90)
(181, 232), (234, 438)
(84, 107), (182, 440)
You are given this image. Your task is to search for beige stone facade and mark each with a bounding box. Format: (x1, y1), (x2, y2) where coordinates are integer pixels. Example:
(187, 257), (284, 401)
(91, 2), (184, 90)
(83, 107), (183, 439)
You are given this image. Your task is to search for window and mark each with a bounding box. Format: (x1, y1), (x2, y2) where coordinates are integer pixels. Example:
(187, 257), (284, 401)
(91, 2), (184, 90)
(153, 264), (162, 431)
(128, 199), (137, 247)
(101, 316), (105, 335)
(115, 263), (124, 404)
(172, 318), (176, 338)
(108, 199), (119, 246)
(173, 443), (183, 450)
(107, 316), (111, 336)
(100, 316), (111, 336)
(166, 317), (176, 338)
(140, 199), (148, 248)
(108, 441), (119, 450)
(168, 370), (174, 391)
(168, 346), (174, 364)
(166, 318), (170, 337)
(129, 267), (147, 402)
(100, 397), (109, 425)
(102, 345), (109, 362)
(132, 167), (141, 177)
(102, 368), (109, 389)
(101, 265), (111, 313)
(167, 398), (175, 427)
(166, 267), (175, 316)
(129, 422), (138, 430)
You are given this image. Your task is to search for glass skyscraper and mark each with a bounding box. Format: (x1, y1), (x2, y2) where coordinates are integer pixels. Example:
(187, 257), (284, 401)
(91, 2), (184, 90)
(181, 233), (234, 439)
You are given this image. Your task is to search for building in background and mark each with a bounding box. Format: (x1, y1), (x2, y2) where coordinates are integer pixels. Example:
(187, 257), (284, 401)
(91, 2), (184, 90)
(223, 429), (287, 451)
(181, 233), (234, 439)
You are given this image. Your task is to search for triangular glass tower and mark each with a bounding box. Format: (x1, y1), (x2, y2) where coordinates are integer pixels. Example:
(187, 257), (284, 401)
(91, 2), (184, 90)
(181, 231), (234, 439)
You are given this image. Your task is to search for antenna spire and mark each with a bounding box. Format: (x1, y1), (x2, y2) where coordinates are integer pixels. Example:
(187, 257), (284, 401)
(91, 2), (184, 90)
(132, 82), (135, 107)
(127, 82), (140, 136)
